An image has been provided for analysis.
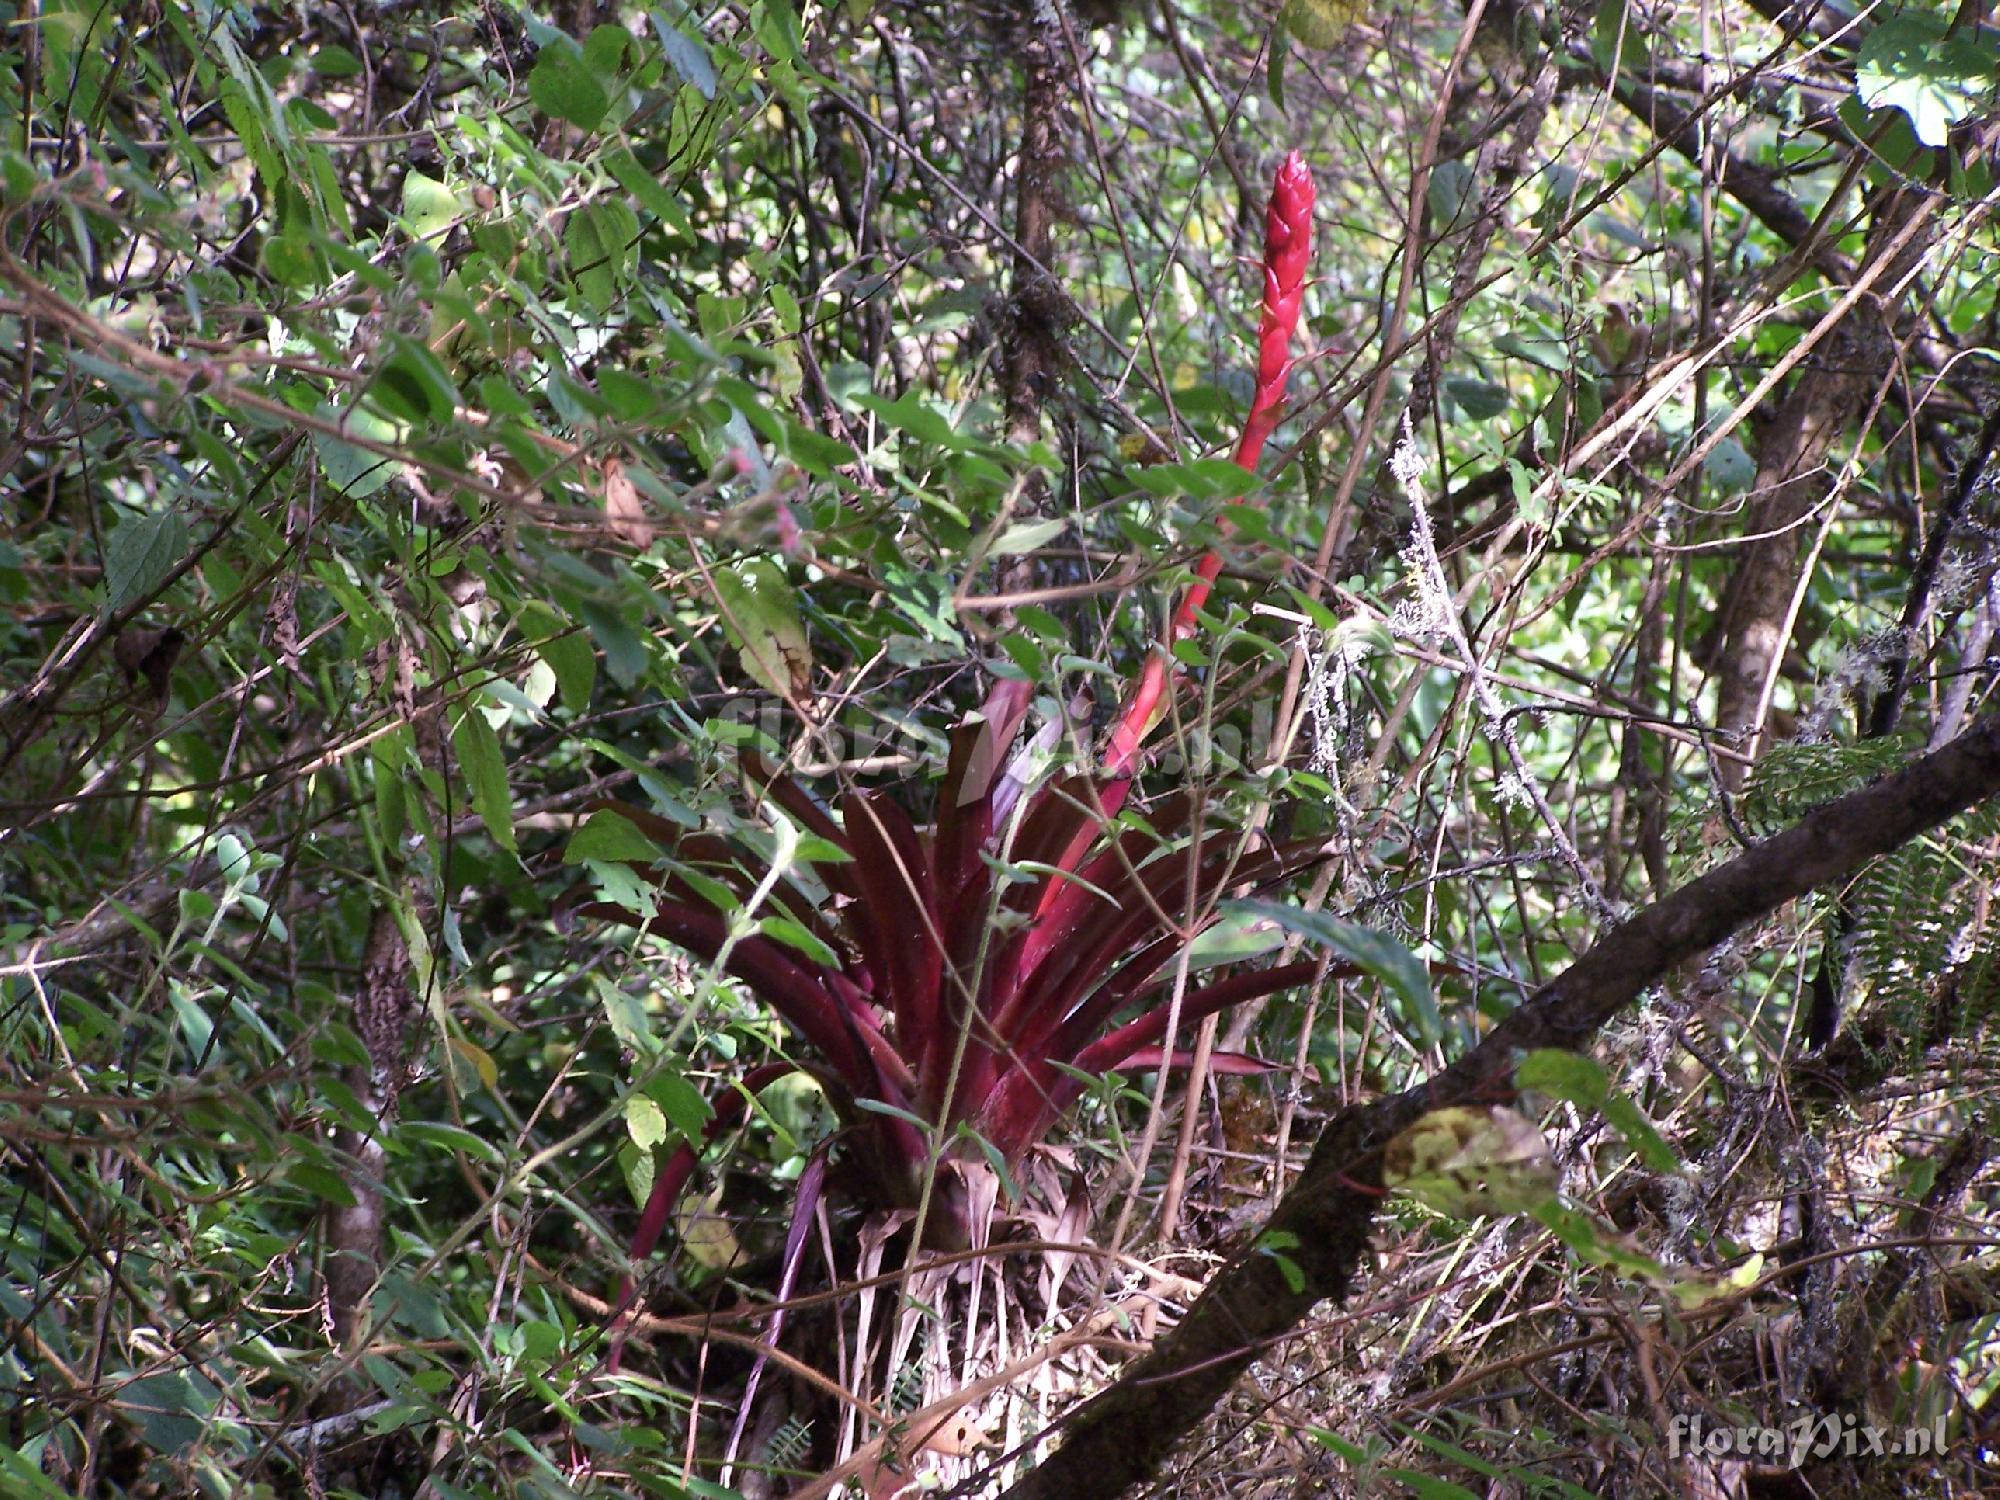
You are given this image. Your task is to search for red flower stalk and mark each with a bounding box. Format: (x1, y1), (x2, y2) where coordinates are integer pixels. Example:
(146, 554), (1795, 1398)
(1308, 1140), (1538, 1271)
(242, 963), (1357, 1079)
(1099, 151), (1316, 820)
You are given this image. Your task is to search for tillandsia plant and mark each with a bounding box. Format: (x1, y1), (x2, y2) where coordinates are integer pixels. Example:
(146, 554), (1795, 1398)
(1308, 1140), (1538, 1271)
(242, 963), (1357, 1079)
(585, 152), (1324, 1356)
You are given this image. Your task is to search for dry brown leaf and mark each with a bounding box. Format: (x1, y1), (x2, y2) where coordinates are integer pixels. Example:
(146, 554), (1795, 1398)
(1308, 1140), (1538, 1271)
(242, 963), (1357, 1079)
(601, 455), (652, 547)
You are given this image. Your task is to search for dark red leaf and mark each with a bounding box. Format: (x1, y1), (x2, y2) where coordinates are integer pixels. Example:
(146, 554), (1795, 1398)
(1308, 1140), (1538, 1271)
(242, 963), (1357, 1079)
(843, 790), (945, 1085)
(980, 959), (1322, 1155)
(741, 752), (863, 900)
(999, 828), (1310, 1052)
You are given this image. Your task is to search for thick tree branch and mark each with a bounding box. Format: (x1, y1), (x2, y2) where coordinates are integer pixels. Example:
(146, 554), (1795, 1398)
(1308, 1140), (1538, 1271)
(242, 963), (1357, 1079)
(994, 708), (2000, 1500)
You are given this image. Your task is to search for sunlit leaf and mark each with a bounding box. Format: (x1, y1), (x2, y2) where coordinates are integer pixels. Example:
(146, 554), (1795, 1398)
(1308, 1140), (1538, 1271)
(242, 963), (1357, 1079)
(1857, 12), (1995, 149)
(712, 556), (813, 699)
(1383, 1105), (1559, 1218)
(1282, 0), (1366, 49)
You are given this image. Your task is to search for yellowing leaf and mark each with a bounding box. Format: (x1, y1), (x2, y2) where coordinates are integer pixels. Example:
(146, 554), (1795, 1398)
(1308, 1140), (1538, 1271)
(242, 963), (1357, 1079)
(1669, 1251), (1766, 1310)
(447, 1035), (499, 1093)
(1282, 0), (1366, 49)
(1383, 1105), (1557, 1218)
(1117, 429), (1174, 465)
(676, 1183), (743, 1274)
(624, 1093), (668, 1150)
(712, 557), (812, 700)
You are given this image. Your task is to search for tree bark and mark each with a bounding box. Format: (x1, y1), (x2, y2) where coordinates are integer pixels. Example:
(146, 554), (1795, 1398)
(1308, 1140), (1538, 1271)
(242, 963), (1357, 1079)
(1705, 188), (1930, 789)
(999, 2), (1071, 456)
(994, 707), (2000, 1500)
(324, 906), (415, 1350)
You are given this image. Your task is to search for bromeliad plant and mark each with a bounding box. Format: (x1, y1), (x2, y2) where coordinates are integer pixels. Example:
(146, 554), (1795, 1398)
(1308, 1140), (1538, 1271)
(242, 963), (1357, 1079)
(585, 153), (1324, 1345)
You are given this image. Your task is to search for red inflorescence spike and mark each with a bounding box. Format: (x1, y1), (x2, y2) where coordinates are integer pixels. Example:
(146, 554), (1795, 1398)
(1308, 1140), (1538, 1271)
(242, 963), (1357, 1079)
(1100, 152), (1317, 787)
(1234, 150), (1317, 472)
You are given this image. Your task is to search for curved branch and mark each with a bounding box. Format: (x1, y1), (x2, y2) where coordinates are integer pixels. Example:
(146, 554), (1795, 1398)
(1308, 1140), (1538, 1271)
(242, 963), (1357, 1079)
(994, 708), (2000, 1500)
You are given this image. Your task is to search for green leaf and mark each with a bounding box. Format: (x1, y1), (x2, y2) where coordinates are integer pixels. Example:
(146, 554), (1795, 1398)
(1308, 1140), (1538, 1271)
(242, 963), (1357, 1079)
(1304, 1426), (1369, 1462)
(119, 1372), (218, 1455)
(1516, 1048), (1607, 1103)
(563, 807), (663, 865)
(712, 556), (812, 699)
(1226, 900), (1440, 1043)
(1603, 1092), (1679, 1173)
(262, 232), (319, 288)
(771, 284), (802, 335)
(1857, 12), (1996, 149)
(374, 337), (461, 426)
(652, 11), (719, 99)
(1495, 330), (1572, 372)
(1444, 376), (1508, 420)
(1703, 435), (1756, 494)
(594, 974), (657, 1055)
(852, 1097), (934, 1133)
(314, 399), (406, 498)
(103, 508), (187, 612)
(398, 1121), (501, 1162)
(287, 1160), (357, 1206)
(848, 389), (962, 448)
(653, 1066), (713, 1141)
(0, 1445), (91, 1497)
(1531, 1198), (1671, 1280)
(401, 171), (463, 241)
(1591, 0), (1650, 73)
(311, 44), (364, 77)
(758, 914), (839, 966)
(596, 366), (661, 421)
(1253, 1228), (1306, 1292)
(602, 147), (693, 233)
(576, 597), (653, 686)
(1130, 457), (1261, 500)
(529, 46), (610, 130)
(583, 22), (637, 78)
(450, 702), (516, 854)
(991, 518), (1066, 555)
(1519, 1049), (1679, 1173)
(168, 988), (215, 1060)
(752, 0), (802, 64)
(567, 200), (637, 312)
(1186, 909), (1288, 967)
(1427, 160), (1478, 231)
(536, 630), (597, 714)
(216, 832), (253, 886)
(1382, 1472), (1482, 1500)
